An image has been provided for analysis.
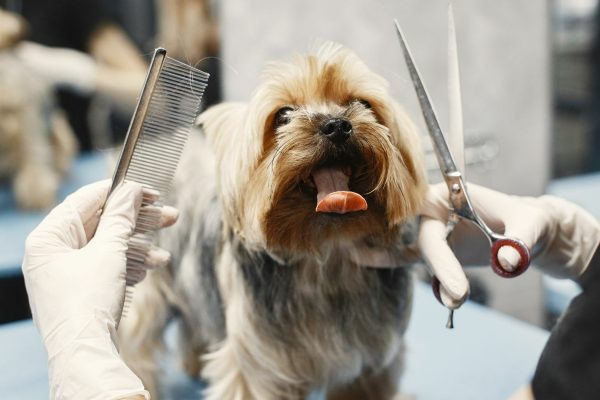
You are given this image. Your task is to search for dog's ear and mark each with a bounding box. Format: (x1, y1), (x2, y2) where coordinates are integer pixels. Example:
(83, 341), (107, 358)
(197, 102), (247, 148)
(198, 102), (262, 231)
(198, 101), (269, 177)
(382, 101), (428, 226)
(197, 102), (252, 174)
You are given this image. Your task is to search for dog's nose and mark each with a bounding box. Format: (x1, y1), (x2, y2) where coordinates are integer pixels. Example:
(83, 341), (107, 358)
(320, 118), (353, 145)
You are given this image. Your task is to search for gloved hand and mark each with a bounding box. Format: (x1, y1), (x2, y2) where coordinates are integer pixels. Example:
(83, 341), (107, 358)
(15, 41), (98, 95)
(22, 180), (178, 400)
(418, 182), (600, 308)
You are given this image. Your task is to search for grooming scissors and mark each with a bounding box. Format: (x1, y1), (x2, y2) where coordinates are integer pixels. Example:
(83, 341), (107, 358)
(393, 12), (531, 322)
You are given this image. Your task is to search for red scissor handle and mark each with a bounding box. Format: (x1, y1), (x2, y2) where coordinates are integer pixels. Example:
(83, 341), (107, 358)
(490, 238), (531, 278)
(431, 238), (530, 306)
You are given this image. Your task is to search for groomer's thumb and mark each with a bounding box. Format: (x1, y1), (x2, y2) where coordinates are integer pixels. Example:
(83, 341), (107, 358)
(93, 181), (143, 248)
(419, 217), (470, 309)
(497, 203), (548, 272)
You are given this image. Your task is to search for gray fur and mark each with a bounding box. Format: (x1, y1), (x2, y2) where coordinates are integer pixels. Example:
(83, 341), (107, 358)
(148, 125), (416, 396)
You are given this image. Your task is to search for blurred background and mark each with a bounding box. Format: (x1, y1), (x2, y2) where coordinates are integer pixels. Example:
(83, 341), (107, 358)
(0, 0), (598, 333)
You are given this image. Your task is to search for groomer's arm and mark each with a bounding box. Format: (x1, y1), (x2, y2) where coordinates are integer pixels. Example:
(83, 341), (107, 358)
(22, 180), (178, 400)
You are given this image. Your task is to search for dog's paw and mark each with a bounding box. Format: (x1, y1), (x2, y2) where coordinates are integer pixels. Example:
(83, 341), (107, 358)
(13, 165), (59, 210)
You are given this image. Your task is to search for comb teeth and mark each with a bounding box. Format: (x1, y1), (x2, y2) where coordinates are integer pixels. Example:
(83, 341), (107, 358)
(113, 49), (209, 317)
(126, 56), (208, 199)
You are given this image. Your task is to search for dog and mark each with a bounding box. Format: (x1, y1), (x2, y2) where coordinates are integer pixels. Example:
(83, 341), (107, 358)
(0, 8), (78, 210)
(120, 42), (427, 400)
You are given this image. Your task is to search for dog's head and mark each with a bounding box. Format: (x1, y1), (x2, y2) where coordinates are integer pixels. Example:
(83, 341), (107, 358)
(200, 43), (426, 257)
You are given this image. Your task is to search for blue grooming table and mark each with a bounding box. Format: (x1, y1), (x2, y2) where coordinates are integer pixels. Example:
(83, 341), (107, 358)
(546, 172), (600, 220)
(0, 152), (111, 278)
(0, 283), (548, 400)
(1, 153), (562, 398)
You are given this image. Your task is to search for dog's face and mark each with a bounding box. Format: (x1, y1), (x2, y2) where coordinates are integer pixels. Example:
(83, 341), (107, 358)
(203, 43), (426, 257)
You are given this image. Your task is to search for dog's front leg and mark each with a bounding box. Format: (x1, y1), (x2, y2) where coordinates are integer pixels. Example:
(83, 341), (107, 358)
(203, 338), (309, 400)
(202, 337), (258, 400)
(201, 292), (308, 400)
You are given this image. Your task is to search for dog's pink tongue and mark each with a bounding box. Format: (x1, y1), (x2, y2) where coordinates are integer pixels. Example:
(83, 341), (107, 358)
(312, 167), (367, 214)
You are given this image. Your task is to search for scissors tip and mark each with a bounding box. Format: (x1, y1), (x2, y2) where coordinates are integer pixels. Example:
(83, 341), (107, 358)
(392, 18), (406, 42)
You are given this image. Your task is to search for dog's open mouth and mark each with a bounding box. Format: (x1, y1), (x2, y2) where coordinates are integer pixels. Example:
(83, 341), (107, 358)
(310, 166), (368, 214)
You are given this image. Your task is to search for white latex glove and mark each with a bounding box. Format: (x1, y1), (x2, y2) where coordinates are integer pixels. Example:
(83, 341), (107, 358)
(22, 180), (178, 400)
(419, 182), (600, 308)
(15, 41), (98, 95)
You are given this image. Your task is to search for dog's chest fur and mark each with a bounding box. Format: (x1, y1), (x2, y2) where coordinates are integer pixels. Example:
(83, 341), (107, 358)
(162, 131), (414, 389)
(234, 237), (412, 374)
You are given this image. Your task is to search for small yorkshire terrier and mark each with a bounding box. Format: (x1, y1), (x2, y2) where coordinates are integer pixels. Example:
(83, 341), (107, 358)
(121, 42), (427, 399)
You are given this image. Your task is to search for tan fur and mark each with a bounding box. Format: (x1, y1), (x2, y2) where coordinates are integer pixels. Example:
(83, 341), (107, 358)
(155, 0), (219, 64)
(118, 269), (174, 397)
(121, 43), (427, 399)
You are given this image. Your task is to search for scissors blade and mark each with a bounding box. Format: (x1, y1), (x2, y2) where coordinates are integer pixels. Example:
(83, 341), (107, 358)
(394, 19), (459, 176)
(447, 1), (465, 175)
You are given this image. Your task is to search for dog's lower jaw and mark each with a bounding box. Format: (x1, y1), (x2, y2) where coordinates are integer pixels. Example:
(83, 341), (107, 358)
(200, 238), (413, 400)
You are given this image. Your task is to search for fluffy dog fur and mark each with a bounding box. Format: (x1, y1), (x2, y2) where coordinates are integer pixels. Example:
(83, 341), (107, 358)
(120, 42), (427, 399)
(0, 9), (77, 210)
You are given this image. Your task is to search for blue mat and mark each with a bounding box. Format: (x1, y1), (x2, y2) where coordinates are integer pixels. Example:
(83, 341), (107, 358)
(546, 172), (600, 219)
(0, 152), (557, 398)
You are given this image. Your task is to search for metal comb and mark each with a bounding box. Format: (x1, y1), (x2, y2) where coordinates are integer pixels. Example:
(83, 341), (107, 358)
(108, 48), (209, 313)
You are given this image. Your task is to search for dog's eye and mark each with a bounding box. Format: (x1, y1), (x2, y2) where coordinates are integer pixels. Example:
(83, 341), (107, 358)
(357, 99), (372, 109)
(274, 106), (294, 128)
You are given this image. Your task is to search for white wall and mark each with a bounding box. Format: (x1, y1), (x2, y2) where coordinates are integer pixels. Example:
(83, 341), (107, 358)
(219, 0), (551, 196)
